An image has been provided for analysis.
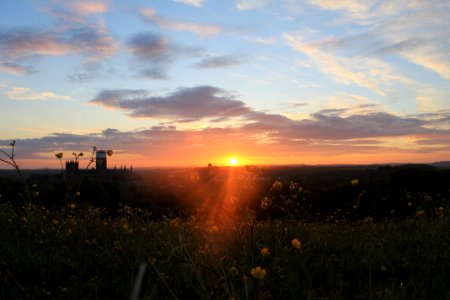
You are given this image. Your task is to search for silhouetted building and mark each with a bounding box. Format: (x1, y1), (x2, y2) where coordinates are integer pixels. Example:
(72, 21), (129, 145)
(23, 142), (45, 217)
(96, 150), (107, 171)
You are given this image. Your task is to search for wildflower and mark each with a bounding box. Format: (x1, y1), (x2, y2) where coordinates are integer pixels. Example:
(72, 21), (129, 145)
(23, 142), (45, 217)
(123, 223), (129, 230)
(260, 247), (270, 256)
(415, 210), (425, 217)
(34, 191), (39, 196)
(170, 219), (179, 229)
(32, 183), (37, 188)
(350, 179), (359, 186)
(272, 180), (283, 191)
(107, 149), (113, 156)
(260, 197), (272, 209)
(291, 238), (302, 250)
(55, 152), (63, 159)
(69, 203), (76, 209)
(207, 225), (219, 233)
(251, 266), (266, 279)
(75, 191), (81, 197)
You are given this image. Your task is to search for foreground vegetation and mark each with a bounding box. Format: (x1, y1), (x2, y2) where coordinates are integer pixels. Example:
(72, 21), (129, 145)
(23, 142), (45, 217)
(1, 201), (449, 299)
(1, 143), (449, 299)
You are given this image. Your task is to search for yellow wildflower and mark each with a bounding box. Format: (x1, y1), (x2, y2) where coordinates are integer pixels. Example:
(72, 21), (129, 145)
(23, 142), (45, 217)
(272, 180), (283, 191)
(415, 210), (425, 217)
(260, 247), (270, 256)
(55, 152), (63, 159)
(291, 238), (302, 250)
(251, 266), (266, 279)
(207, 225), (219, 233)
(170, 219), (179, 229)
(350, 179), (359, 186)
(70, 203), (76, 209)
(75, 191), (81, 197)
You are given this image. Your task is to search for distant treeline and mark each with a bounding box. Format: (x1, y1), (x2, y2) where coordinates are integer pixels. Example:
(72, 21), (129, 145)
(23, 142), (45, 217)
(0, 164), (449, 221)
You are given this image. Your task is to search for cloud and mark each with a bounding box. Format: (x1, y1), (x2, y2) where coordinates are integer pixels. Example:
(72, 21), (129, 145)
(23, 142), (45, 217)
(173, 0), (204, 7)
(6, 87), (71, 101)
(89, 86), (251, 120)
(283, 33), (412, 96)
(236, 0), (272, 11)
(140, 8), (221, 37)
(0, 25), (118, 63)
(128, 33), (170, 61)
(193, 55), (243, 69)
(71, 1), (108, 16)
(2, 108), (450, 166)
(302, 1), (450, 81)
(306, 0), (375, 23)
(127, 32), (200, 79)
(0, 62), (35, 75)
(89, 85), (450, 144)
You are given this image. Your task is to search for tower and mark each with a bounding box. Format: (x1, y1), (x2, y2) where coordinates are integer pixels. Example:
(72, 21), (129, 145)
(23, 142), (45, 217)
(96, 150), (107, 171)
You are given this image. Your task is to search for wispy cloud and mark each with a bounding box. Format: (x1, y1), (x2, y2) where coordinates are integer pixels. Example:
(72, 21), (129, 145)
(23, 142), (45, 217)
(283, 33), (412, 96)
(193, 55), (244, 69)
(0, 25), (118, 63)
(140, 8), (221, 37)
(0, 62), (35, 75)
(236, 0), (272, 11)
(173, 0), (204, 7)
(71, 1), (108, 16)
(6, 87), (71, 101)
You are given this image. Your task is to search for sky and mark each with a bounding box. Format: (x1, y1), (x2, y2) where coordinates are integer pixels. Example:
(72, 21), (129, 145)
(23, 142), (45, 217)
(1, 0), (450, 169)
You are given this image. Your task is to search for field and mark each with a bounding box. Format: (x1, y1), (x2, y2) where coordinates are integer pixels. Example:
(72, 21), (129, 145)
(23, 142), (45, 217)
(0, 165), (449, 299)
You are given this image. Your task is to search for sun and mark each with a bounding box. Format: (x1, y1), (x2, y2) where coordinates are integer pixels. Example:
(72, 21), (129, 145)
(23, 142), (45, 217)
(228, 157), (238, 166)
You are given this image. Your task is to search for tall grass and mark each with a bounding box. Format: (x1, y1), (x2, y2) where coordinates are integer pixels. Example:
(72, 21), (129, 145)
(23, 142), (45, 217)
(0, 202), (448, 299)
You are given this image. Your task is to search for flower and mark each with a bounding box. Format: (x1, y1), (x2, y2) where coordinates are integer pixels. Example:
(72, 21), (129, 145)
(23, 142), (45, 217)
(272, 180), (283, 191)
(251, 266), (266, 279)
(260, 247), (270, 256)
(415, 210), (425, 217)
(55, 152), (63, 159)
(350, 179), (359, 186)
(107, 149), (113, 156)
(75, 191), (81, 197)
(207, 225), (219, 233)
(170, 219), (179, 229)
(291, 238), (302, 250)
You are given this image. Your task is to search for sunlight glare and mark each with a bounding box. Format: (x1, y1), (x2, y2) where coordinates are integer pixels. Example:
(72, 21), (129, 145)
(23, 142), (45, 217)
(228, 157), (238, 166)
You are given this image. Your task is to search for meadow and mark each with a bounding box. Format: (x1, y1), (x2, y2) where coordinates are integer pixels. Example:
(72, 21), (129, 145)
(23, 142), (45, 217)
(0, 162), (449, 299)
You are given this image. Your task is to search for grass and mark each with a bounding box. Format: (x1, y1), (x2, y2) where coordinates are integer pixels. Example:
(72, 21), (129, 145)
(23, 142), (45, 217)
(0, 202), (449, 299)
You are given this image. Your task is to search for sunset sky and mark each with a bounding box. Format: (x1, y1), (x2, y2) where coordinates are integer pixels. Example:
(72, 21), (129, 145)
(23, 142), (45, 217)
(1, 0), (450, 169)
